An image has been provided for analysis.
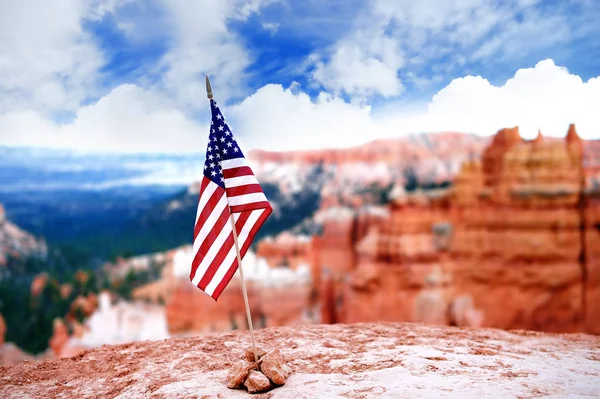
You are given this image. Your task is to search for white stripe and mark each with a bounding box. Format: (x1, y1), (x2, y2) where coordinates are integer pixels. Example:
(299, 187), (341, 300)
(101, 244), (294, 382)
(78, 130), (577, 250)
(227, 192), (267, 206)
(195, 181), (218, 224)
(192, 194), (228, 256)
(224, 175), (259, 188)
(204, 209), (264, 296)
(191, 213), (240, 286)
(221, 158), (248, 169)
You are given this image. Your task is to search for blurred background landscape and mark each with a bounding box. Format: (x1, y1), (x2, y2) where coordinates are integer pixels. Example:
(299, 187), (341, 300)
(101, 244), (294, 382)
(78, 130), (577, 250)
(2, 0), (600, 366)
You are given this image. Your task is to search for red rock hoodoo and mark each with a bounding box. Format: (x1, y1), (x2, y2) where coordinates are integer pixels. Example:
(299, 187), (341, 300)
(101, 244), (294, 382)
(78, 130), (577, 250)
(314, 124), (600, 334)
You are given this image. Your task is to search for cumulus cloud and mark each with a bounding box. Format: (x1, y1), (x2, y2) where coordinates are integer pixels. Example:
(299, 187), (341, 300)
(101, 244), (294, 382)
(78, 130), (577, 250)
(311, 36), (404, 99)
(156, 0), (279, 108)
(416, 59), (600, 138)
(229, 84), (374, 151)
(232, 59), (600, 151)
(0, 0), (109, 114)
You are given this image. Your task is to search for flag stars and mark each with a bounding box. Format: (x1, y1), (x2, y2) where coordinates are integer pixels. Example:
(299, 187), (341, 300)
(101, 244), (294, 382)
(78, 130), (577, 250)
(211, 171), (216, 176)
(220, 137), (225, 142)
(216, 114), (222, 120)
(226, 142), (233, 147)
(218, 125), (224, 131)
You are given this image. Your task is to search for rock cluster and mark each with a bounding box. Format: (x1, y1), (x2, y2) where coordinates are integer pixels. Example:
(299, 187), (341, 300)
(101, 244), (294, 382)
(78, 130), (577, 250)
(227, 346), (291, 394)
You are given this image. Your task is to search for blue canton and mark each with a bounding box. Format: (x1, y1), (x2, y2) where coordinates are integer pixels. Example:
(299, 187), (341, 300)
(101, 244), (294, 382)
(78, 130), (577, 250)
(203, 100), (244, 188)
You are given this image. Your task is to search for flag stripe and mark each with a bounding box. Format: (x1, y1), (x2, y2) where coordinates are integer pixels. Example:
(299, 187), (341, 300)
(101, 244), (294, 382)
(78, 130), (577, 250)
(226, 184), (264, 197)
(190, 201), (230, 280)
(194, 185), (225, 238)
(227, 192), (268, 206)
(195, 178), (215, 224)
(192, 187), (227, 255)
(204, 209), (263, 296)
(221, 158), (249, 169)
(197, 211), (251, 290)
(224, 175), (260, 187)
(191, 211), (240, 286)
(230, 201), (272, 213)
(223, 166), (254, 179)
(209, 208), (272, 299)
(192, 198), (231, 285)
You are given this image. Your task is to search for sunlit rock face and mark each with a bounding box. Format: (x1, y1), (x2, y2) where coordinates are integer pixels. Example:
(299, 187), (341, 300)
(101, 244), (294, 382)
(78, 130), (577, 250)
(316, 125), (600, 334)
(165, 250), (316, 335)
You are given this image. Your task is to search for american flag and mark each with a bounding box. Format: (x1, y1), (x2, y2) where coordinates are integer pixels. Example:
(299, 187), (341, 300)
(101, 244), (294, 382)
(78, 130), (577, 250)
(190, 99), (272, 300)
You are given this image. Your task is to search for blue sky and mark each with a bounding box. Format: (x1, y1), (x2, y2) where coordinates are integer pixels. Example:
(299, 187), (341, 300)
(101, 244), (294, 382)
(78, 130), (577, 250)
(0, 0), (599, 153)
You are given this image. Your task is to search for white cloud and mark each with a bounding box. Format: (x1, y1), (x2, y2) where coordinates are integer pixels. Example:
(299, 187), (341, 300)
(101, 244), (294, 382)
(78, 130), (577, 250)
(3, 59), (599, 153)
(229, 83), (374, 151)
(156, 0), (279, 108)
(0, 84), (205, 153)
(0, 0), (109, 114)
(261, 22), (279, 35)
(381, 59), (600, 140)
(0, 0), (279, 154)
(231, 59), (600, 152)
(312, 35), (404, 98)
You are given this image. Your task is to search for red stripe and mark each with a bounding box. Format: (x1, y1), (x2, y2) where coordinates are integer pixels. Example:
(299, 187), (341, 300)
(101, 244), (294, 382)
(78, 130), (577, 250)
(211, 208), (272, 300)
(209, 260), (239, 301)
(226, 184), (264, 197)
(193, 177), (211, 224)
(189, 204), (230, 279)
(238, 208), (272, 259)
(193, 186), (225, 239)
(197, 234), (234, 290)
(199, 176), (210, 195)
(223, 166), (253, 179)
(197, 211), (251, 291)
(230, 201), (272, 214)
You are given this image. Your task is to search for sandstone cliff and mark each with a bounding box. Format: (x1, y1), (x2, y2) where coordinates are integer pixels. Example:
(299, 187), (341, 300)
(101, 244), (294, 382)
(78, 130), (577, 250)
(314, 125), (600, 335)
(0, 323), (598, 398)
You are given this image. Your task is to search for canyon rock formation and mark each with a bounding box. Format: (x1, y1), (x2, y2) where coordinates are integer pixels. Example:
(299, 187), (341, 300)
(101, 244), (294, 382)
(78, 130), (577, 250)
(0, 323), (598, 398)
(315, 125), (600, 334)
(108, 125), (600, 337)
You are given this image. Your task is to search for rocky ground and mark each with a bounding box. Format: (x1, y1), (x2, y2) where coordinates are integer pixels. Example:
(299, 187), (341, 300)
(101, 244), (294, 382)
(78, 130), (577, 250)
(0, 322), (599, 398)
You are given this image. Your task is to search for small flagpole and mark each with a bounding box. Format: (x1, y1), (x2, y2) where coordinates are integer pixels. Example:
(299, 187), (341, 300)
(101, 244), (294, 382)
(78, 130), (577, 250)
(206, 75), (260, 364)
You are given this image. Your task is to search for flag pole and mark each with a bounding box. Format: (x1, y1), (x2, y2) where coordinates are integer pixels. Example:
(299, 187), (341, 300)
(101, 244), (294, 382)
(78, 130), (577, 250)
(205, 75), (260, 364)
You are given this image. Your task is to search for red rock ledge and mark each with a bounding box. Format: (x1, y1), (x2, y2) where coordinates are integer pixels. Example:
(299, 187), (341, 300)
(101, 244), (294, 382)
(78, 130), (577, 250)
(1, 323), (599, 398)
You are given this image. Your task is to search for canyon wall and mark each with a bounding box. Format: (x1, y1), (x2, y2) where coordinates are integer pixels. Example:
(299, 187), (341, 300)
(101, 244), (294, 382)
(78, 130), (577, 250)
(317, 125), (600, 334)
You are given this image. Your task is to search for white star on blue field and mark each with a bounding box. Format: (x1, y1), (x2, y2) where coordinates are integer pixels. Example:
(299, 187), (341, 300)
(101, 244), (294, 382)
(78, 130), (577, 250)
(1, 0), (599, 154)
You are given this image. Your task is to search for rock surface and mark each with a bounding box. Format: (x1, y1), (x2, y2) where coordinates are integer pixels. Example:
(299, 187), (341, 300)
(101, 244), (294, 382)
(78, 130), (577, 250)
(244, 370), (271, 393)
(1, 323), (598, 398)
